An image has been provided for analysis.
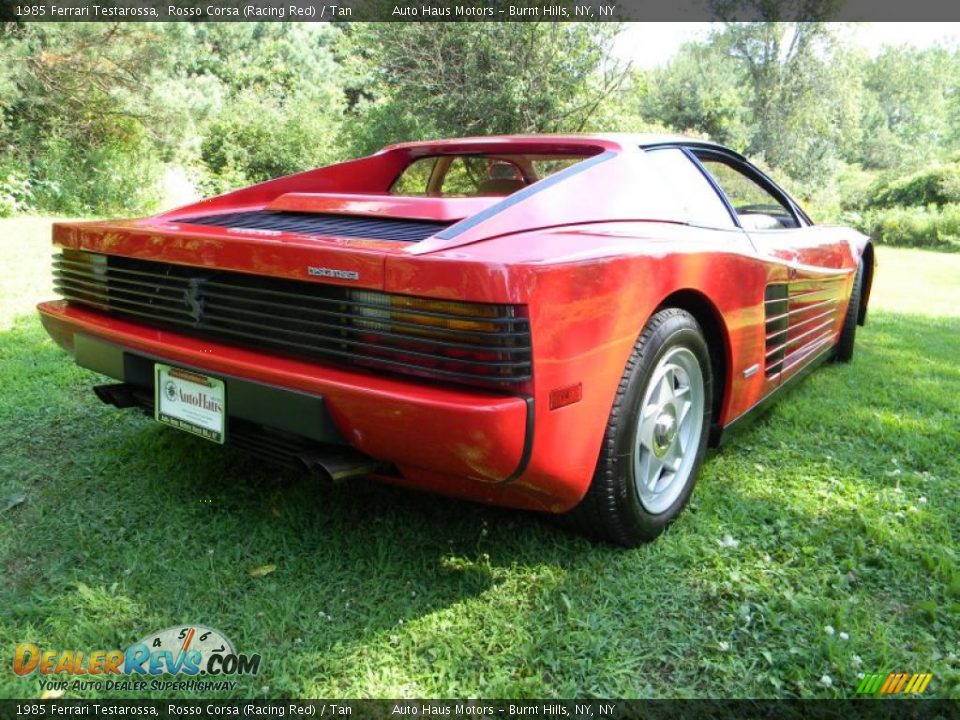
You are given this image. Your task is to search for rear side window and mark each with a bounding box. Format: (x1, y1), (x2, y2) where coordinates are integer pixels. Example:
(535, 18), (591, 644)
(390, 153), (591, 197)
(644, 148), (736, 229)
(390, 159), (434, 196)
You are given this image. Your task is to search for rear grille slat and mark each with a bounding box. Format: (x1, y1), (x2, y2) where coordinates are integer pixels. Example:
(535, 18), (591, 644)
(57, 271), (188, 299)
(160, 318), (531, 385)
(176, 210), (451, 243)
(203, 280), (526, 328)
(55, 267), (191, 296)
(54, 250), (531, 392)
(55, 282), (196, 318)
(54, 257), (193, 284)
(203, 301), (532, 355)
(200, 310), (531, 371)
(55, 275), (189, 306)
(202, 290), (531, 342)
(55, 294), (198, 329)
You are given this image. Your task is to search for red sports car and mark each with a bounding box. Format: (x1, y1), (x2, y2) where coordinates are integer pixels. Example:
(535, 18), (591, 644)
(37, 135), (874, 545)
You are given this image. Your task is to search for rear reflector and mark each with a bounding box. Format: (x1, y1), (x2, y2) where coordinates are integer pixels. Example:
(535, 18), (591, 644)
(549, 383), (582, 410)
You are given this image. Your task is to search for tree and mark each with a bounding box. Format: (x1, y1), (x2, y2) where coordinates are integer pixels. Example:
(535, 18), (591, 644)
(2, 23), (169, 148)
(158, 23), (349, 191)
(855, 46), (960, 170)
(640, 41), (750, 150)
(0, 23), (172, 213)
(711, 22), (860, 180)
(637, 22), (864, 184)
(341, 23), (630, 155)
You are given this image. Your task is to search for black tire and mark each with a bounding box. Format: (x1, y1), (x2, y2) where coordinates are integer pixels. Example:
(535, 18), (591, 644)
(564, 308), (713, 546)
(833, 260), (864, 363)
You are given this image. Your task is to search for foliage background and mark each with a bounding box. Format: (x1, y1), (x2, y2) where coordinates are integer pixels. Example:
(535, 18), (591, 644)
(1, 21), (959, 249)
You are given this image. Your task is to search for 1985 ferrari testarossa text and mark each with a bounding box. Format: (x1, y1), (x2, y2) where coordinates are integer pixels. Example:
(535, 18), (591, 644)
(38, 135), (874, 545)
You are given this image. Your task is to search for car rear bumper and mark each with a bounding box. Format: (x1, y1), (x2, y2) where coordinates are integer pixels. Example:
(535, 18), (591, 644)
(38, 301), (531, 487)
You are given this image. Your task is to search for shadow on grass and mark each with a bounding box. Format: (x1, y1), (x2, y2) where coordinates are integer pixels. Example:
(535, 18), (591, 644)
(0, 313), (598, 697)
(1, 308), (957, 698)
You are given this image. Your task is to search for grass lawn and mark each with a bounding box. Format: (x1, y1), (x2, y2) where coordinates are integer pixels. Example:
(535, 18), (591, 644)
(1, 218), (958, 699)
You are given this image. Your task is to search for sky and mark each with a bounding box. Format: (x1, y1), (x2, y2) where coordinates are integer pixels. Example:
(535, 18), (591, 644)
(614, 22), (960, 68)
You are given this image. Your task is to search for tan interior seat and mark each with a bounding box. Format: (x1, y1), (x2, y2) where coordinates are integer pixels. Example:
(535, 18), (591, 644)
(475, 178), (527, 196)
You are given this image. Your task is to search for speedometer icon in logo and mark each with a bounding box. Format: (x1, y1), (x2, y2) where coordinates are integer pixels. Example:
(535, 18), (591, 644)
(164, 380), (177, 402)
(140, 625), (234, 659)
(124, 625), (260, 676)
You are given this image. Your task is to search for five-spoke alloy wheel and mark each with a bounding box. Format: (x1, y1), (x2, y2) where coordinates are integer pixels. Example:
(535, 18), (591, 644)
(633, 346), (706, 515)
(565, 308), (712, 546)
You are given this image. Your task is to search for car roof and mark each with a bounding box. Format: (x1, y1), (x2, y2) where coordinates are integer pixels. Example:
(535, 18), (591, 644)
(382, 133), (746, 160)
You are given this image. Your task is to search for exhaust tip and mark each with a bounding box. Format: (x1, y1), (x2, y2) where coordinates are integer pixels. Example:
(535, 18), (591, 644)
(297, 449), (384, 483)
(93, 383), (141, 409)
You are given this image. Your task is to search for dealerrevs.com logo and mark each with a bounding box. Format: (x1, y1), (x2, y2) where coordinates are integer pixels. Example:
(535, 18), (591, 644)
(14, 625), (261, 693)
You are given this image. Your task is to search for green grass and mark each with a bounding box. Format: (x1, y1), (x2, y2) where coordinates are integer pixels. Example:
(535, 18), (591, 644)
(1, 220), (958, 699)
(0, 218), (58, 329)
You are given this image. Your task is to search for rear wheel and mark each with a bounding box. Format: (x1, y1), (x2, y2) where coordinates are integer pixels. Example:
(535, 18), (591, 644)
(564, 308), (712, 546)
(834, 260), (864, 363)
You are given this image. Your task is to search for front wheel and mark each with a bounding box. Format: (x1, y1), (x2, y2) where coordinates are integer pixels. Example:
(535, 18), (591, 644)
(833, 260), (865, 363)
(564, 308), (712, 546)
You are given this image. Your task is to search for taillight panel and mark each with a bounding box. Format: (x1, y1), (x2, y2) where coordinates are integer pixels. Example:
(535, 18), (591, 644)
(52, 250), (532, 394)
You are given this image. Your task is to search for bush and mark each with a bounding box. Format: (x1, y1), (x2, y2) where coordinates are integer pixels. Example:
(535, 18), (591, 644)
(866, 163), (960, 210)
(0, 170), (34, 217)
(198, 89), (343, 196)
(854, 204), (960, 252)
(788, 162), (879, 224)
(28, 126), (163, 217)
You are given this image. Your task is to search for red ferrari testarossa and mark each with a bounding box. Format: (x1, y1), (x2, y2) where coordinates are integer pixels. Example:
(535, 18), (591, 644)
(38, 135), (874, 545)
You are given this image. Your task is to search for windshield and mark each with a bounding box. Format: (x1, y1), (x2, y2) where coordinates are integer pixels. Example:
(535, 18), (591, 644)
(390, 154), (590, 197)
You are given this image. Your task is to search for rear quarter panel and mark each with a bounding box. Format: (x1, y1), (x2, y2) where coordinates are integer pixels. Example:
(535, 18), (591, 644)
(387, 222), (778, 510)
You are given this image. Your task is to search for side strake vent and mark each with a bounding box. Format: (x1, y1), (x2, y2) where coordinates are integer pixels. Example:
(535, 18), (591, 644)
(764, 278), (843, 379)
(52, 250), (531, 393)
(764, 284), (789, 378)
(174, 210), (452, 243)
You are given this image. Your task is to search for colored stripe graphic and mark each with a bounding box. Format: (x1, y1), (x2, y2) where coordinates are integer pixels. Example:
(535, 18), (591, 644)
(856, 674), (882, 694)
(904, 674), (920, 693)
(879, 674), (897, 694)
(893, 674), (908, 693)
(858, 672), (933, 695)
(912, 674), (933, 694)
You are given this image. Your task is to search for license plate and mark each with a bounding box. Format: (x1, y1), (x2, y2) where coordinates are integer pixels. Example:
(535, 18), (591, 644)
(155, 363), (226, 444)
